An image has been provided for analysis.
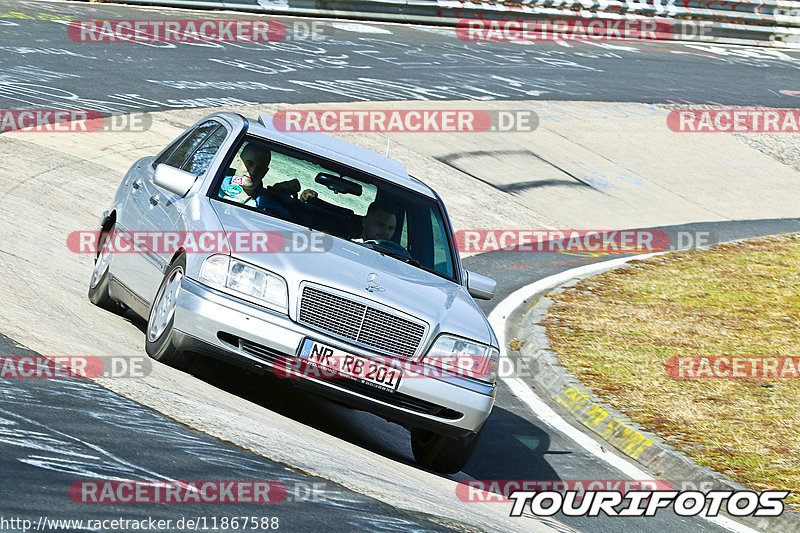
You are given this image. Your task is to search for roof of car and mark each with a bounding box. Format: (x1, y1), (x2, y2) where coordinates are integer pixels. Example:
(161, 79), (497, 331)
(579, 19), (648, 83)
(244, 114), (436, 198)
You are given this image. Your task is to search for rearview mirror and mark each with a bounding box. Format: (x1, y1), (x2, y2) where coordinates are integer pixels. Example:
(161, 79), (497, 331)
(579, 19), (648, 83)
(315, 172), (362, 195)
(466, 271), (496, 300)
(154, 164), (196, 197)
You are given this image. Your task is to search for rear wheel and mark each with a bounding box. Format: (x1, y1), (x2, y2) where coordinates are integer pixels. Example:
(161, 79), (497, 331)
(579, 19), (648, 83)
(88, 226), (124, 313)
(410, 425), (484, 474)
(146, 255), (189, 367)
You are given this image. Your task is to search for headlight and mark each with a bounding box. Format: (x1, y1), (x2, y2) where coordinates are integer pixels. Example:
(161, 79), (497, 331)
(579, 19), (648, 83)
(425, 335), (499, 383)
(199, 255), (288, 313)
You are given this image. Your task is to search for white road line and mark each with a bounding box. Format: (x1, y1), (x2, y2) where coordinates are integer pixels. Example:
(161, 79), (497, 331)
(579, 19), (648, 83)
(329, 22), (393, 34)
(488, 253), (759, 533)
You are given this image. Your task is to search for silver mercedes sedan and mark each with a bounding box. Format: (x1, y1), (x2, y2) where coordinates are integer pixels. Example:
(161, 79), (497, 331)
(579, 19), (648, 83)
(88, 112), (499, 473)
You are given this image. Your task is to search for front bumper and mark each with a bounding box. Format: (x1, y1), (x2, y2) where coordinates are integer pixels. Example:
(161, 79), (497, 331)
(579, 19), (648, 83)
(172, 277), (496, 437)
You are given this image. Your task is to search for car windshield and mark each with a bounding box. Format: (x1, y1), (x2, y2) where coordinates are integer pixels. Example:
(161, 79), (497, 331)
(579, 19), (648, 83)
(211, 136), (457, 281)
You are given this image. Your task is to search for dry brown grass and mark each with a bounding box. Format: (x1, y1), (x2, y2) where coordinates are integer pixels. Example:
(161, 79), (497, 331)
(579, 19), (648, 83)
(545, 234), (800, 508)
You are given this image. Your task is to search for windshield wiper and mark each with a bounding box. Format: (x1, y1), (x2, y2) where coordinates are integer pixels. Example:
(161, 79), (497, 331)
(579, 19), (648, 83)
(358, 240), (455, 281)
(360, 241), (420, 266)
(387, 251), (421, 268)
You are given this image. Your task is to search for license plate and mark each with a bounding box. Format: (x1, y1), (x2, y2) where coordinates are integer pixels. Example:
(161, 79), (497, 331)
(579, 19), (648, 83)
(298, 339), (402, 392)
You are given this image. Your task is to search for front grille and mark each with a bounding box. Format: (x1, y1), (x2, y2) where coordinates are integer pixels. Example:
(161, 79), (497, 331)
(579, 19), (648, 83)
(299, 285), (425, 359)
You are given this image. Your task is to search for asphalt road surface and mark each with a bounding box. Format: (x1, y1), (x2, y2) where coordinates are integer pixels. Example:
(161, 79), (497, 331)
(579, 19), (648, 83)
(0, 0), (799, 113)
(1, 0), (799, 531)
(0, 333), (463, 533)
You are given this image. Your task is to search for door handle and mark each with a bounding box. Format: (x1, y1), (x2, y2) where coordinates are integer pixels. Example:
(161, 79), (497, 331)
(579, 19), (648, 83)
(132, 179), (142, 189)
(149, 195), (159, 206)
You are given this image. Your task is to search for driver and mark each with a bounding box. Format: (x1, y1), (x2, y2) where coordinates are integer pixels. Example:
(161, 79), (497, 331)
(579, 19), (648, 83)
(361, 201), (397, 241)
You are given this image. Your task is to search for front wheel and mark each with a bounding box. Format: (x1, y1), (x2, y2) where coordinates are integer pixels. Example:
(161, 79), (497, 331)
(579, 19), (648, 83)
(145, 255), (189, 367)
(88, 227), (124, 313)
(410, 425), (484, 474)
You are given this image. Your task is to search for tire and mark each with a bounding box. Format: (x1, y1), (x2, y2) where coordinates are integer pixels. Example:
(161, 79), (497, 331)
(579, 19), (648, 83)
(410, 425), (485, 474)
(145, 255), (190, 367)
(88, 225), (124, 313)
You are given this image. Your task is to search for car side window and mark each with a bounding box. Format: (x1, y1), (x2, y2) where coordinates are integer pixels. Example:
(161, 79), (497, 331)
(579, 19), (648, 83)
(430, 209), (454, 278)
(153, 131), (190, 168)
(158, 121), (220, 169)
(181, 126), (227, 176)
(399, 215), (409, 248)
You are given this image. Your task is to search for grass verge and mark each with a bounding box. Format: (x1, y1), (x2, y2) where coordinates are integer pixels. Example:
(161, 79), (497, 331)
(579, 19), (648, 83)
(544, 234), (800, 508)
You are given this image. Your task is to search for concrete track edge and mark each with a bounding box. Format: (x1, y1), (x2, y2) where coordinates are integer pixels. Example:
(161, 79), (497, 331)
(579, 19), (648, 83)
(504, 248), (800, 532)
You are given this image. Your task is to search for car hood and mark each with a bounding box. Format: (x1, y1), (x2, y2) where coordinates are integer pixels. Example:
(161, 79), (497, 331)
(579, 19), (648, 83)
(210, 201), (495, 348)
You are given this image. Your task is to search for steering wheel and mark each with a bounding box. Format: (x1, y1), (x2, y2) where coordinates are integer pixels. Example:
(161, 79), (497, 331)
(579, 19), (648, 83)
(256, 189), (297, 219)
(364, 239), (412, 259)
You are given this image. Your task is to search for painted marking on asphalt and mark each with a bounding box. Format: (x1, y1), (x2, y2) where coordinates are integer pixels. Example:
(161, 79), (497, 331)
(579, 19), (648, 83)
(329, 22), (392, 34)
(0, 404), (196, 489)
(556, 387), (655, 460)
(489, 253), (759, 533)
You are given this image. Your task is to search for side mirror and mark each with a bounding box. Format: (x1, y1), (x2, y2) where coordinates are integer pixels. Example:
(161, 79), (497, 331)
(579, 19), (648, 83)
(154, 164), (196, 197)
(466, 270), (496, 300)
